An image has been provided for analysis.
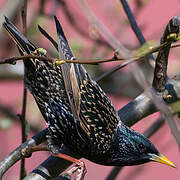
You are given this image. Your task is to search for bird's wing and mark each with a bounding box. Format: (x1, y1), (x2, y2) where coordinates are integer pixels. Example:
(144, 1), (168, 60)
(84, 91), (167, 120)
(39, 17), (120, 148)
(38, 24), (58, 51)
(53, 16), (92, 136)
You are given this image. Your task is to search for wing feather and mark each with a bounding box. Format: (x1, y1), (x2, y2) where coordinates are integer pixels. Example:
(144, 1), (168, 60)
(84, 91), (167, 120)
(54, 16), (90, 139)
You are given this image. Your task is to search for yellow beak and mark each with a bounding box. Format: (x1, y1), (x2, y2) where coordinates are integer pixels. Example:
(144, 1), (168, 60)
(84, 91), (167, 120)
(148, 153), (177, 168)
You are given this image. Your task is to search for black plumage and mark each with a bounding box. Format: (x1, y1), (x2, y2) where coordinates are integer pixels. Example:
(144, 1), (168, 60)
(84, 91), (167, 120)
(3, 16), (176, 169)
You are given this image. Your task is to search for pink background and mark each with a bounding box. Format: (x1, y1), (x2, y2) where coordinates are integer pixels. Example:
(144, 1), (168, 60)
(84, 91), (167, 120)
(0, 0), (180, 179)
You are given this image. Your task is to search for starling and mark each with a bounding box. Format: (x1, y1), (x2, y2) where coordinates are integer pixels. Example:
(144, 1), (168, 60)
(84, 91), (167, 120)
(3, 16), (176, 177)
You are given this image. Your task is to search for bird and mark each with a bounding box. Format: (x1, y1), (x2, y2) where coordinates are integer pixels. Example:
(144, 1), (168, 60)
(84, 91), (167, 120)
(3, 16), (176, 178)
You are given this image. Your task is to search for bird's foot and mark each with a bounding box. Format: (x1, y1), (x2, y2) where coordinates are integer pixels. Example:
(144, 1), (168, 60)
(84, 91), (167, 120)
(54, 153), (87, 180)
(64, 160), (87, 180)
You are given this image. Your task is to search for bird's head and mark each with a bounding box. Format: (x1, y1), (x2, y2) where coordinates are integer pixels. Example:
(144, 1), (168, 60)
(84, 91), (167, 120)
(107, 124), (176, 168)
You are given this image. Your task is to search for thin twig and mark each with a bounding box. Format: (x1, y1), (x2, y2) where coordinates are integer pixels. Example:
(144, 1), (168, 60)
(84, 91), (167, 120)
(0, 53), (122, 64)
(77, 0), (130, 57)
(20, 1), (28, 179)
(21, 0), (27, 35)
(0, 41), (172, 66)
(0, 54), (53, 64)
(105, 167), (122, 180)
(120, 0), (146, 45)
(59, 0), (112, 49)
(171, 41), (180, 48)
(0, 128), (48, 179)
(120, 0), (154, 61)
(96, 42), (169, 82)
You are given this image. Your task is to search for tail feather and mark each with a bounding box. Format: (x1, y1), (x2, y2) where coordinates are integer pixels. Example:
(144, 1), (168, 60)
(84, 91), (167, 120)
(3, 16), (36, 54)
(54, 16), (74, 60)
(3, 16), (38, 70)
(38, 24), (58, 51)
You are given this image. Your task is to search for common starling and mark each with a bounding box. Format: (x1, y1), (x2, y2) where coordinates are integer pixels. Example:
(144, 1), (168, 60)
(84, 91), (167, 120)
(3, 16), (176, 177)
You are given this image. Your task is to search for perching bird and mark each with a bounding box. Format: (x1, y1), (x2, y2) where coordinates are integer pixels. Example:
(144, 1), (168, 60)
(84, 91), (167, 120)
(3, 16), (176, 176)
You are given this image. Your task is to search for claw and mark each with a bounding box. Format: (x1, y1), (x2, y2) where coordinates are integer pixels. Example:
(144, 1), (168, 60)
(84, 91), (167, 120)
(64, 160), (87, 180)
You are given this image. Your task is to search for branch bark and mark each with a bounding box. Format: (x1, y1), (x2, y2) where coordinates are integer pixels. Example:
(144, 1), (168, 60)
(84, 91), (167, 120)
(0, 128), (48, 178)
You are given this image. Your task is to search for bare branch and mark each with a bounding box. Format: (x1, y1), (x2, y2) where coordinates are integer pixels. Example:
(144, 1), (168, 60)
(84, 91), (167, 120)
(77, 0), (130, 57)
(152, 20), (179, 92)
(0, 128), (48, 179)
(120, 0), (147, 45)
(0, 41), (172, 67)
(20, 1), (28, 178)
(96, 42), (169, 82)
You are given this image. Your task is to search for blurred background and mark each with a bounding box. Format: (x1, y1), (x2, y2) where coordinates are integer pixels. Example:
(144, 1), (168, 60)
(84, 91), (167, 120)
(0, 0), (180, 179)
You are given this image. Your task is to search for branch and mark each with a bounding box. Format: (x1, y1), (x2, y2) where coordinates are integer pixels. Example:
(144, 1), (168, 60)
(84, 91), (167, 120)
(23, 146), (79, 180)
(119, 0), (154, 69)
(118, 78), (180, 126)
(0, 53), (121, 65)
(96, 42), (169, 82)
(0, 41), (175, 66)
(0, 128), (48, 179)
(152, 19), (180, 92)
(20, 1), (28, 178)
(120, 0), (148, 45)
(95, 41), (180, 82)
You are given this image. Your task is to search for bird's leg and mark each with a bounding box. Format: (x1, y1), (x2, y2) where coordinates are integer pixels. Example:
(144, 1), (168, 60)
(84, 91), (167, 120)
(54, 153), (87, 180)
(47, 132), (87, 179)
